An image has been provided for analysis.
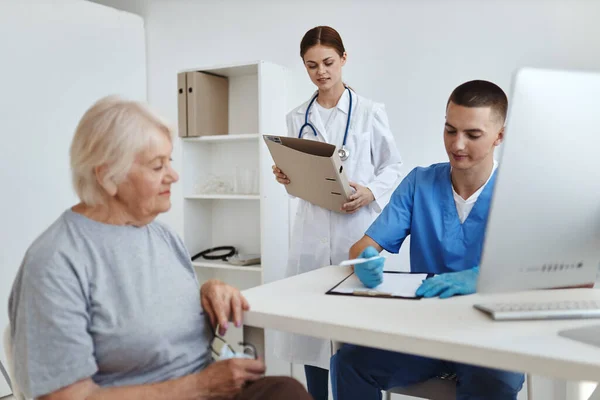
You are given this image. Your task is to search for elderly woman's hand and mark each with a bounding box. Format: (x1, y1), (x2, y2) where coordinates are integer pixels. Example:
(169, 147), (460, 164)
(195, 358), (266, 398)
(201, 280), (250, 336)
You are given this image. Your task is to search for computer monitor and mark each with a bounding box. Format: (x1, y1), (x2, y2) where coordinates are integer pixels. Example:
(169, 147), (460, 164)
(477, 67), (600, 294)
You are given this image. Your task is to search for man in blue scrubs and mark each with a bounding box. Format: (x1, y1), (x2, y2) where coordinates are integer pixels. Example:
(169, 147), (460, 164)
(331, 80), (525, 399)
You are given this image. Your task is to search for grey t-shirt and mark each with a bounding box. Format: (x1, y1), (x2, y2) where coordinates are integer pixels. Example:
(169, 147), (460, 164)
(8, 210), (213, 398)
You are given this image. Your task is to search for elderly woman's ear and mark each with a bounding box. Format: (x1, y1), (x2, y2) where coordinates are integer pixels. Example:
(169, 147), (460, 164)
(94, 164), (118, 196)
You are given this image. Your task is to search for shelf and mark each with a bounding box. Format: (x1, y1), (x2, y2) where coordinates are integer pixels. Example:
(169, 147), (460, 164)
(182, 134), (260, 143)
(179, 62), (259, 77)
(185, 194), (260, 200)
(192, 260), (262, 272)
(181, 61), (289, 298)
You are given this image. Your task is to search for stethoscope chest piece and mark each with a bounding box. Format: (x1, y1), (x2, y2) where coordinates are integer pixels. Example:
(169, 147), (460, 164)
(299, 87), (353, 161)
(338, 146), (349, 161)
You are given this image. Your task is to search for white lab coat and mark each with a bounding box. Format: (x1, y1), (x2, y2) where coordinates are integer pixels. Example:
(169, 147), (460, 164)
(274, 90), (403, 369)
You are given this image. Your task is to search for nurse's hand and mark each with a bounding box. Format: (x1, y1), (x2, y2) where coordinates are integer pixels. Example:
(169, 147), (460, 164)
(342, 182), (375, 213)
(354, 246), (385, 288)
(415, 267), (480, 299)
(272, 165), (290, 184)
(201, 279), (250, 336)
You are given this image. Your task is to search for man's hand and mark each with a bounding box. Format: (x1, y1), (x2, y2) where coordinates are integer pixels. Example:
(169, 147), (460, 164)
(201, 280), (249, 336)
(415, 267), (480, 299)
(342, 182), (374, 213)
(196, 358), (266, 399)
(354, 246), (385, 288)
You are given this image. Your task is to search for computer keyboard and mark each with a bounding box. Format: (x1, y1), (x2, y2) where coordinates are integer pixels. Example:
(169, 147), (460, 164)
(474, 300), (600, 321)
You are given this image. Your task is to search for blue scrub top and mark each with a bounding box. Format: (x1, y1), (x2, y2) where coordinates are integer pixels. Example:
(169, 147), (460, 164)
(365, 163), (497, 274)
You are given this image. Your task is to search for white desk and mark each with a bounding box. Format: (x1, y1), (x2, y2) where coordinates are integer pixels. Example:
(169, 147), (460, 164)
(242, 266), (600, 390)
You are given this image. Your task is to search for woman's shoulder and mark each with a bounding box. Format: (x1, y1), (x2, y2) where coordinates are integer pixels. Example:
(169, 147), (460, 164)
(25, 211), (78, 260)
(149, 219), (178, 239)
(16, 210), (91, 284)
(149, 219), (188, 252)
(286, 97), (313, 120)
(409, 162), (451, 183)
(352, 92), (385, 115)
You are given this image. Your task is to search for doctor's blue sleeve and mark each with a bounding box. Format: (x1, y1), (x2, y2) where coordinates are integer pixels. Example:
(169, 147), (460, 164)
(365, 168), (416, 254)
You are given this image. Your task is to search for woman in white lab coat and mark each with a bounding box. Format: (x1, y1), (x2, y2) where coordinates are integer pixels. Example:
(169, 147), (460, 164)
(272, 26), (403, 400)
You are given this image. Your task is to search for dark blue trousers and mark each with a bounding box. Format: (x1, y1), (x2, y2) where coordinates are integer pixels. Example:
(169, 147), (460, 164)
(305, 364), (329, 400)
(331, 344), (524, 400)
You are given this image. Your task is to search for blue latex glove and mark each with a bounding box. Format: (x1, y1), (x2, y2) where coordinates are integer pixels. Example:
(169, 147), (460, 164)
(354, 246), (385, 288)
(415, 266), (480, 299)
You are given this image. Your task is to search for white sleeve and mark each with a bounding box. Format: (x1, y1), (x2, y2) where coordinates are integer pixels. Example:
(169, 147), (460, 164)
(366, 104), (403, 212)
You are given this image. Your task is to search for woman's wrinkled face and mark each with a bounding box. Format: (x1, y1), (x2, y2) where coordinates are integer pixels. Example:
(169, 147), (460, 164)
(115, 129), (179, 220)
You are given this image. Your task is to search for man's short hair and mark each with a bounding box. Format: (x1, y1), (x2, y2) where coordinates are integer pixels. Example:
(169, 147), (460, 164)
(447, 80), (508, 124)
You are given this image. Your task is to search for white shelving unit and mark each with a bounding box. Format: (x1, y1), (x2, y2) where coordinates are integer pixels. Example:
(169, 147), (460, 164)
(183, 133), (261, 143)
(191, 260), (262, 273)
(184, 194), (260, 200)
(180, 61), (290, 375)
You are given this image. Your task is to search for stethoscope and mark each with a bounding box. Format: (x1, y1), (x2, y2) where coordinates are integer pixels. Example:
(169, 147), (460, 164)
(298, 87), (352, 161)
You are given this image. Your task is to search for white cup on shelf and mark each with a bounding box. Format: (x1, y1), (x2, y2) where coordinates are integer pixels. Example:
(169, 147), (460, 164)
(234, 166), (257, 194)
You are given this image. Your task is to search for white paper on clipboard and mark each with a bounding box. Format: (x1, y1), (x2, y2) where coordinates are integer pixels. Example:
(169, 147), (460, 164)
(329, 272), (430, 299)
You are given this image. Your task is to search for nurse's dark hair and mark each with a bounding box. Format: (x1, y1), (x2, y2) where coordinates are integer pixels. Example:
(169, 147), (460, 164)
(300, 26), (345, 59)
(447, 80), (508, 124)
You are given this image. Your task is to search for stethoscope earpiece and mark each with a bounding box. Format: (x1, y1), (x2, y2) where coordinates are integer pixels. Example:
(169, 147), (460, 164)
(298, 87), (353, 161)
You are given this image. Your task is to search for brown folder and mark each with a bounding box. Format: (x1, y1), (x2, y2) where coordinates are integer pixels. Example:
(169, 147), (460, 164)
(185, 71), (228, 137)
(263, 135), (353, 212)
(177, 72), (188, 137)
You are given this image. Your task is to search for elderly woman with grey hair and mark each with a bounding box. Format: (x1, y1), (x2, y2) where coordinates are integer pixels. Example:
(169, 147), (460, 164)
(8, 96), (310, 400)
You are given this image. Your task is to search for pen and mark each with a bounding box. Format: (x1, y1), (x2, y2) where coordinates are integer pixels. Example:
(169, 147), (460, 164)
(338, 255), (387, 267)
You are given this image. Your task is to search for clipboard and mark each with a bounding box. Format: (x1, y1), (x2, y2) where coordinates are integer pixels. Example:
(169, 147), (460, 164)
(263, 135), (353, 212)
(326, 271), (434, 300)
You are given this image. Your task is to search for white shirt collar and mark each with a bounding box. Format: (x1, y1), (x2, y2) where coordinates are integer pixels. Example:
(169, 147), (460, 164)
(296, 88), (352, 115)
(452, 160), (498, 204)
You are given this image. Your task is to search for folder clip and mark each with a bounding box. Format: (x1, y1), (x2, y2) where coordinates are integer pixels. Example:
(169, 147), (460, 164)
(353, 289), (393, 297)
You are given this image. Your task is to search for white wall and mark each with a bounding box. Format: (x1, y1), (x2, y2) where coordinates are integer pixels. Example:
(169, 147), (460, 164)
(91, 0), (600, 398)
(93, 0), (600, 269)
(0, 0), (146, 395)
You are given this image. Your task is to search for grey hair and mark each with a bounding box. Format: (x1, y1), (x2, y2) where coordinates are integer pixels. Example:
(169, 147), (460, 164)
(70, 95), (173, 206)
